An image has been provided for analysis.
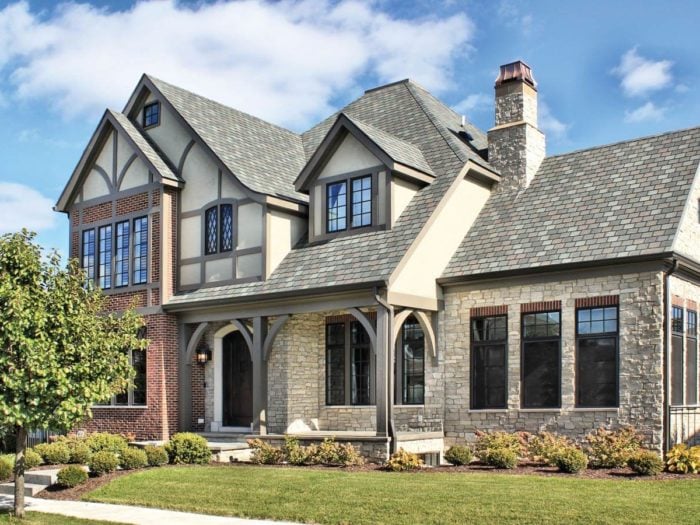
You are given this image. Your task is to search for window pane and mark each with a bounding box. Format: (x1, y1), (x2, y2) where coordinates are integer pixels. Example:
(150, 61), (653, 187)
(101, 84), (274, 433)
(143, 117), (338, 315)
(132, 349), (147, 406)
(325, 323), (345, 405)
(327, 182), (347, 232)
(350, 321), (371, 405)
(523, 311), (560, 339)
(686, 335), (698, 405)
(672, 306), (684, 334)
(472, 343), (506, 409)
(351, 176), (372, 228)
(577, 337), (617, 407)
(220, 204), (233, 252)
(82, 229), (96, 284)
(687, 310), (697, 335)
(672, 334), (684, 405)
(205, 206), (218, 255)
(97, 225), (112, 289)
(143, 102), (159, 127)
(578, 306), (617, 335)
(471, 315), (507, 342)
(402, 317), (424, 405)
(522, 340), (560, 408)
(132, 217), (148, 285)
(115, 221), (130, 287)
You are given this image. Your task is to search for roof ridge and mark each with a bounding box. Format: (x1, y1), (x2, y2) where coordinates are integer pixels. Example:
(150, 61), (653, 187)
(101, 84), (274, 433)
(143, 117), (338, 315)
(145, 74), (301, 139)
(545, 124), (700, 161)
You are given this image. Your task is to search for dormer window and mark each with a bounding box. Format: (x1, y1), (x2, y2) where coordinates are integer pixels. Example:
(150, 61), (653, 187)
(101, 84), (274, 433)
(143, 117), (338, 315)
(143, 101), (160, 128)
(326, 174), (373, 234)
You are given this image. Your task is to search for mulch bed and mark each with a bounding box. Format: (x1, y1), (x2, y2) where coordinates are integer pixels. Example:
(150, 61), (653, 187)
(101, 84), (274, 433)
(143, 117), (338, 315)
(37, 469), (132, 500)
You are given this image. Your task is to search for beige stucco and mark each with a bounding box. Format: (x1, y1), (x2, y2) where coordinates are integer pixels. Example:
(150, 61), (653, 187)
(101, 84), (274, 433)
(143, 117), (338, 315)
(95, 131), (114, 182)
(672, 161), (700, 261)
(82, 168), (111, 200)
(390, 176), (419, 225)
(237, 202), (263, 249)
(143, 93), (192, 169)
(205, 258), (233, 283)
(119, 156), (149, 191)
(390, 175), (492, 303)
(318, 134), (381, 180)
(221, 172), (247, 200)
(180, 263), (201, 286)
(180, 143), (219, 212)
(237, 253), (262, 278)
(266, 209), (306, 278)
(180, 216), (201, 259)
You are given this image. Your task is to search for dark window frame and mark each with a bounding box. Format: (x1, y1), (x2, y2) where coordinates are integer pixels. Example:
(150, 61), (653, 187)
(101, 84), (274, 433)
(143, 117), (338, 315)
(114, 220), (130, 288)
(82, 228), (96, 284)
(204, 204), (235, 256)
(470, 314), (508, 410)
(97, 224), (112, 290)
(324, 318), (375, 406)
(101, 347), (147, 407)
(350, 174), (373, 229)
(575, 305), (620, 408)
(326, 180), (348, 234)
(686, 309), (698, 405)
(521, 310), (562, 409)
(143, 101), (161, 129)
(398, 316), (425, 406)
(671, 305), (684, 406)
(132, 216), (148, 285)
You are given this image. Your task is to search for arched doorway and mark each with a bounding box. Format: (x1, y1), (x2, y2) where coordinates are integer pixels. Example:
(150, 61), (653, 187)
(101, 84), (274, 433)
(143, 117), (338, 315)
(222, 331), (253, 427)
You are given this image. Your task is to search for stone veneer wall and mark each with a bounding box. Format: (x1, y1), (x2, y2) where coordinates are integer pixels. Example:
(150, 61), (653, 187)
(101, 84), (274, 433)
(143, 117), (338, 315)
(441, 269), (666, 451)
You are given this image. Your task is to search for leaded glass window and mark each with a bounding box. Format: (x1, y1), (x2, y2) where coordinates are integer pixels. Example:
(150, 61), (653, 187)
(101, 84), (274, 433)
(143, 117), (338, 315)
(522, 311), (561, 408)
(205, 206), (218, 255)
(576, 307), (618, 408)
(326, 181), (347, 233)
(115, 221), (130, 287)
(132, 217), (148, 285)
(220, 204), (233, 252)
(82, 229), (96, 283)
(325, 318), (373, 406)
(98, 225), (112, 289)
(351, 175), (372, 228)
(401, 316), (425, 405)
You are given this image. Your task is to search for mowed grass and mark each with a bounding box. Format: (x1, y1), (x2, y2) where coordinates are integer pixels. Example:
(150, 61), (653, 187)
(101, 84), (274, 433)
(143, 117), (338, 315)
(84, 465), (700, 525)
(0, 511), (119, 524)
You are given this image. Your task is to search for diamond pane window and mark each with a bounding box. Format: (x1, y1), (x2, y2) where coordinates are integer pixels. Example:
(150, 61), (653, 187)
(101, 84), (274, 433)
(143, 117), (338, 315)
(82, 229), (96, 284)
(351, 175), (372, 228)
(220, 204), (233, 252)
(326, 182), (347, 233)
(97, 225), (112, 289)
(205, 206), (218, 255)
(132, 217), (148, 285)
(143, 102), (160, 128)
(115, 221), (130, 288)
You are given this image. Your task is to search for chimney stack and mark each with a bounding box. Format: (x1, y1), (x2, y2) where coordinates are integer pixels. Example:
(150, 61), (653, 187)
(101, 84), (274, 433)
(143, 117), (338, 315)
(487, 61), (545, 191)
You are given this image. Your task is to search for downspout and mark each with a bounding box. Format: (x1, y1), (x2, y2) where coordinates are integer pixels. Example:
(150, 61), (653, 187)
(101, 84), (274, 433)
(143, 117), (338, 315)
(663, 258), (679, 452)
(374, 288), (396, 454)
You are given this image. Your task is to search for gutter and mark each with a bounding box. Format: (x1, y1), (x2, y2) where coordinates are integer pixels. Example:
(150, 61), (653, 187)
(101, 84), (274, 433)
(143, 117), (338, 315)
(663, 257), (679, 452)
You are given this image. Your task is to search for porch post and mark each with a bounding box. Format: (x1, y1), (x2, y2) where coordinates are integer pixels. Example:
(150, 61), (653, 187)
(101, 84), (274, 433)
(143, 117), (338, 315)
(178, 323), (192, 432)
(252, 316), (268, 435)
(375, 306), (391, 437)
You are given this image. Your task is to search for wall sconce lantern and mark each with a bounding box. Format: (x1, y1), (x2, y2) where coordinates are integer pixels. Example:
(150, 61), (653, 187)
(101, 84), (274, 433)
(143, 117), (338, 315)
(196, 345), (212, 365)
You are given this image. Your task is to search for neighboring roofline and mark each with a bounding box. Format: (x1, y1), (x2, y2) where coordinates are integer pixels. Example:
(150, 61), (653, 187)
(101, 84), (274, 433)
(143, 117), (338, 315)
(162, 280), (388, 312)
(438, 252), (677, 286)
(544, 124), (700, 162)
(55, 109), (183, 213)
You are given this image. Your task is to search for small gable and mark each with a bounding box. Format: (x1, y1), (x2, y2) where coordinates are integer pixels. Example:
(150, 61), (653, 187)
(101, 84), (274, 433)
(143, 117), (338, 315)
(318, 133), (382, 181)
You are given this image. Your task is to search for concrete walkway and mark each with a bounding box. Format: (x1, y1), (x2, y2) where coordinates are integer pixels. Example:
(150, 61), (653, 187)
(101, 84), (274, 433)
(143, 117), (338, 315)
(0, 495), (301, 525)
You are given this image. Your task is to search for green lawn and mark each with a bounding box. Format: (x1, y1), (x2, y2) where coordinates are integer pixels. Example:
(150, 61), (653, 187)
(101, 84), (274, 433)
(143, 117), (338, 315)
(84, 465), (700, 525)
(0, 511), (116, 524)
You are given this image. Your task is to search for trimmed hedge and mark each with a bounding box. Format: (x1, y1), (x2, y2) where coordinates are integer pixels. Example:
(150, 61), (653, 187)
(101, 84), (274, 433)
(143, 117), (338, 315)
(553, 447), (588, 473)
(628, 450), (664, 476)
(85, 433), (128, 455)
(386, 449), (423, 471)
(165, 433), (211, 465)
(120, 448), (148, 470)
(88, 451), (119, 476)
(144, 445), (169, 467)
(0, 459), (11, 481)
(56, 465), (88, 488)
(444, 445), (473, 466)
(37, 442), (70, 465)
(485, 448), (518, 469)
(24, 449), (43, 470)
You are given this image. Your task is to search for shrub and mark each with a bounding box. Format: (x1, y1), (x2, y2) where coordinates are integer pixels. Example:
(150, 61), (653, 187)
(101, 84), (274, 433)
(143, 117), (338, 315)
(527, 431), (573, 465)
(144, 445), (168, 467)
(24, 449), (43, 470)
(38, 442), (71, 465)
(386, 449), (423, 471)
(484, 448), (518, 469)
(248, 439), (284, 465)
(444, 445), (473, 466)
(585, 426), (642, 468)
(85, 433), (128, 456)
(306, 438), (364, 467)
(552, 446), (588, 473)
(165, 433), (211, 465)
(0, 459), (11, 482)
(474, 431), (523, 462)
(120, 447), (148, 470)
(88, 451), (119, 476)
(666, 444), (700, 474)
(56, 465), (88, 488)
(283, 436), (309, 466)
(67, 443), (92, 465)
(628, 450), (665, 476)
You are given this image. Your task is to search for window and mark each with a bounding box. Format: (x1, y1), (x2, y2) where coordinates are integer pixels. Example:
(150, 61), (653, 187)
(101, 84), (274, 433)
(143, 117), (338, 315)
(671, 306), (684, 405)
(143, 101), (160, 128)
(325, 318), (374, 405)
(326, 181), (347, 233)
(204, 204), (234, 255)
(115, 221), (130, 287)
(399, 316), (425, 405)
(98, 225), (112, 289)
(132, 217), (148, 285)
(521, 311), (561, 408)
(576, 306), (618, 408)
(471, 315), (507, 409)
(112, 349), (147, 407)
(351, 176), (372, 228)
(81, 229), (95, 283)
(687, 310), (698, 405)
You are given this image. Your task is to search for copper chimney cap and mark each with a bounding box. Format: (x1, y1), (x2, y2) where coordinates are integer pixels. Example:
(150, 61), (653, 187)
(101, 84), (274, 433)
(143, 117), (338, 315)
(495, 61), (537, 90)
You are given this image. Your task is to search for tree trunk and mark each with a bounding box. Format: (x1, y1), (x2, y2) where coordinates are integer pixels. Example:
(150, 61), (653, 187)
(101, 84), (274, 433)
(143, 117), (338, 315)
(13, 426), (27, 519)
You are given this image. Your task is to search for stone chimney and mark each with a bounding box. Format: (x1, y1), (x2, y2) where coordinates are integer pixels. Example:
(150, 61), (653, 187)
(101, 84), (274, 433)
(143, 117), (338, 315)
(487, 61), (545, 191)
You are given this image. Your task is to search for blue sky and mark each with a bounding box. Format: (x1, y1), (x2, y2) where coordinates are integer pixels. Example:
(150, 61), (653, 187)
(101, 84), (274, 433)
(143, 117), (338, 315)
(1, 0), (699, 256)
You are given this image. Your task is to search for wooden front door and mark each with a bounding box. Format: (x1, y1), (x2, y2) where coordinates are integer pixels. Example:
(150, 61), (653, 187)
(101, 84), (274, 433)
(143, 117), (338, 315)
(222, 331), (253, 427)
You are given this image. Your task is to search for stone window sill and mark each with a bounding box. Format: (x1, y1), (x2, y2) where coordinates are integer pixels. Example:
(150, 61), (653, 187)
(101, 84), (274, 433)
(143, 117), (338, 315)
(92, 405), (149, 409)
(519, 408), (562, 413)
(468, 409), (509, 413)
(571, 407), (619, 412)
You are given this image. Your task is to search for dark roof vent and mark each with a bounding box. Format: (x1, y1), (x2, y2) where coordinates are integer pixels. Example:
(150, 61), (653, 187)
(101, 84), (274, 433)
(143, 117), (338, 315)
(495, 61), (537, 90)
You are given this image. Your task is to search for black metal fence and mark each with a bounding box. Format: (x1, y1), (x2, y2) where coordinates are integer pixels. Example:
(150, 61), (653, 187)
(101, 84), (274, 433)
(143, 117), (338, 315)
(669, 405), (700, 446)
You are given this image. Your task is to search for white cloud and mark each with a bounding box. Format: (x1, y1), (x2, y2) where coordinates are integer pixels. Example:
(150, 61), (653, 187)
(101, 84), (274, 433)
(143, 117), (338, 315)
(0, 0), (474, 128)
(539, 102), (569, 141)
(0, 183), (56, 234)
(612, 47), (673, 97)
(452, 93), (490, 114)
(624, 101), (666, 123)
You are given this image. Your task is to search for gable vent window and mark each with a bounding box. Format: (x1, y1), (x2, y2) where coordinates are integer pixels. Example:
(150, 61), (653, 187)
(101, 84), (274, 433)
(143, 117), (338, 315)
(205, 204), (234, 255)
(143, 101), (160, 128)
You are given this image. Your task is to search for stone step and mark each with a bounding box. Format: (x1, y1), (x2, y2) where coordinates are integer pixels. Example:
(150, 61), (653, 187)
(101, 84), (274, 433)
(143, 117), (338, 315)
(25, 469), (60, 486)
(198, 432), (250, 441)
(0, 482), (47, 497)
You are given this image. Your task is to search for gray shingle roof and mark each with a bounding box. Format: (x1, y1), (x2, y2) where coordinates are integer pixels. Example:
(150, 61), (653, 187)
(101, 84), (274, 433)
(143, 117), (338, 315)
(442, 126), (700, 279)
(147, 75), (308, 203)
(108, 110), (181, 184)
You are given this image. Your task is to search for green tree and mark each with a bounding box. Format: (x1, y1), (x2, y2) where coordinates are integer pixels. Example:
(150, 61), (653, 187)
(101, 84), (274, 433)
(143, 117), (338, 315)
(0, 231), (146, 517)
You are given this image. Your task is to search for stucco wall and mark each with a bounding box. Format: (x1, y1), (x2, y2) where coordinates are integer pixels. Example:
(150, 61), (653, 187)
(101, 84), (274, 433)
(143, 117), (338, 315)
(672, 163), (700, 262)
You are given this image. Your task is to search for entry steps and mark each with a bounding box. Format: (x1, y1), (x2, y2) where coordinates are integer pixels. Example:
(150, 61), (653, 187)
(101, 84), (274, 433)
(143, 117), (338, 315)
(0, 467), (75, 497)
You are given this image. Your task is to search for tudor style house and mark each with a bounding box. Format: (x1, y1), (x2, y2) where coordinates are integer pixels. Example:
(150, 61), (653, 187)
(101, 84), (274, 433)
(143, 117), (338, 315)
(56, 61), (700, 461)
